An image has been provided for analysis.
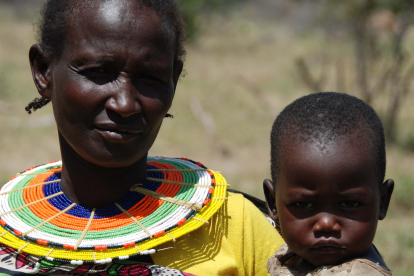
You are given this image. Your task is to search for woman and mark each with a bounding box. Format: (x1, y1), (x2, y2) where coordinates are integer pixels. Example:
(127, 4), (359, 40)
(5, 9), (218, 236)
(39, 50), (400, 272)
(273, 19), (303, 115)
(0, 0), (283, 275)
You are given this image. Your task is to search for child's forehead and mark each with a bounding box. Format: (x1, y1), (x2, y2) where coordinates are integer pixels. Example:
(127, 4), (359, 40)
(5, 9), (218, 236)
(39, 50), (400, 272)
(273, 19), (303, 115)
(277, 137), (379, 191)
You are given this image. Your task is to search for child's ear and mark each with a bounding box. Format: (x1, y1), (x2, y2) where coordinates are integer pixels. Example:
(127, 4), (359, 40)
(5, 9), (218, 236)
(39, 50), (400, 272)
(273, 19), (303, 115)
(29, 44), (53, 99)
(379, 179), (394, 220)
(263, 179), (278, 222)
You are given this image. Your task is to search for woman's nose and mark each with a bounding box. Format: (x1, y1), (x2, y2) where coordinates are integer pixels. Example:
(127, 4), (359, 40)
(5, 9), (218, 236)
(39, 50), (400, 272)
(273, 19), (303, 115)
(105, 79), (142, 118)
(313, 213), (341, 233)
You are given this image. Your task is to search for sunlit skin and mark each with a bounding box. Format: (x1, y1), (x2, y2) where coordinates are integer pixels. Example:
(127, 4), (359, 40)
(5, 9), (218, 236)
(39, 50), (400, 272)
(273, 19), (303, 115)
(264, 134), (394, 267)
(29, 0), (183, 208)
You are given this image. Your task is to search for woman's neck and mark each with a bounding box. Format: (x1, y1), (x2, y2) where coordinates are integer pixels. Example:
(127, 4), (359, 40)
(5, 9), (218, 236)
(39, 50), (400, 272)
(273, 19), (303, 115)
(58, 137), (148, 208)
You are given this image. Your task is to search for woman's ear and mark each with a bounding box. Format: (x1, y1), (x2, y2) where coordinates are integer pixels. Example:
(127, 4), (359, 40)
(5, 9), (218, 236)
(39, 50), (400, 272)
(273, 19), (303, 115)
(172, 60), (183, 92)
(379, 179), (394, 220)
(29, 44), (52, 99)
(263, 179), (278, 223)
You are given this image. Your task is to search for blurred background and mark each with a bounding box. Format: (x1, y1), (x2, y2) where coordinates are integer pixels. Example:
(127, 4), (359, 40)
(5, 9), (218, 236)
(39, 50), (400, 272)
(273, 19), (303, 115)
(0, 0), (413, 274)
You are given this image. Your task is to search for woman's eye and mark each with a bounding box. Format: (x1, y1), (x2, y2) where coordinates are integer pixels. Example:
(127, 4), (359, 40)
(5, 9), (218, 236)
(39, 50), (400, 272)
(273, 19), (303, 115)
(84, 68), (109, 75)
(137, 74), (165, 84)
(341, 201), (360, 208)
(295, 202), (313, 209)
(81, 68), (113, 84)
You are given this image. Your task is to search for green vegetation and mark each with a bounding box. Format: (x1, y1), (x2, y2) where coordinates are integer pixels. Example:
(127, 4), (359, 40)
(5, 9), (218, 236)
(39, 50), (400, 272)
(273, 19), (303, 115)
(178, 0), (247, 38)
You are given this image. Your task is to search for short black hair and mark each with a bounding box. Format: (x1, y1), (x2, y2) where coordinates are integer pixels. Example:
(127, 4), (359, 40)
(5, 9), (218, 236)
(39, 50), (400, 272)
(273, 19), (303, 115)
(270, 92), (386, 185)
(26, 0), (186, 114)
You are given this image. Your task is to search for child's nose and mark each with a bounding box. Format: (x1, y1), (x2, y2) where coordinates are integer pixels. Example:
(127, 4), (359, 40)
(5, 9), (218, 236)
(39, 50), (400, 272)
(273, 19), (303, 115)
(313, 213), (341, 234)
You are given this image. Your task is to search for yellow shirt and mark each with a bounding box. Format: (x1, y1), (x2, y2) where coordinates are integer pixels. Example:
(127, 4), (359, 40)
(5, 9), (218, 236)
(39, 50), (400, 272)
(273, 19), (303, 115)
(153, 192), (285, 276)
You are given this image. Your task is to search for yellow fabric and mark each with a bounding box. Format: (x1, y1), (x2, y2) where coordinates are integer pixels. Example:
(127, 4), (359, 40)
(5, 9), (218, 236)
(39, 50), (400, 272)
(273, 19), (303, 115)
(153, 192), (285, 276)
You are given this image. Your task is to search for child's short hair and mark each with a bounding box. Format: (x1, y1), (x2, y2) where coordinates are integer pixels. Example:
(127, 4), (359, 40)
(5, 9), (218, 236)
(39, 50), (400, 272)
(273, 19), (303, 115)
(270, 92), (385, 185)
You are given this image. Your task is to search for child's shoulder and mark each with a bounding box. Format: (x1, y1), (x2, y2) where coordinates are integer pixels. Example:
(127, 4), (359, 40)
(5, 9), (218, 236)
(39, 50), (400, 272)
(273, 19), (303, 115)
(267, 244), (392, 276)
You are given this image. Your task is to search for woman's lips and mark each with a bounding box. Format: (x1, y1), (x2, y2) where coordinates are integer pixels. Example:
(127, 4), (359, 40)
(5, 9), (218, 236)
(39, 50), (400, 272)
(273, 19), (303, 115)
(95, 125), (143, 142)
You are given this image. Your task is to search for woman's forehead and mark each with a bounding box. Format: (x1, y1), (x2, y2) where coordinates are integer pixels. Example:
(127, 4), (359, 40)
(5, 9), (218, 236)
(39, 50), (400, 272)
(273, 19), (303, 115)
(62, 1), (175, 59)
(67, 1), (164, 30)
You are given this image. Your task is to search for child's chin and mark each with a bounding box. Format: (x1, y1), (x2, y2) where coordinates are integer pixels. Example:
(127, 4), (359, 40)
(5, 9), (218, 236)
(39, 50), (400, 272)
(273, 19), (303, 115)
(305, 252), (349, 267)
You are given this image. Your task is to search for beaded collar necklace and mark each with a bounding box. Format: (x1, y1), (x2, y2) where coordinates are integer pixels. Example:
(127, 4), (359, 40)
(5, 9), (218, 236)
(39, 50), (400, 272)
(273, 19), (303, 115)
(0, 157), (228, 271)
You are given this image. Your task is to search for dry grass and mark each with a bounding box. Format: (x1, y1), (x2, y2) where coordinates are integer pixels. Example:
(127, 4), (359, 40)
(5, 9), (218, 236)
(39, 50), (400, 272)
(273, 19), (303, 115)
(0, 3), (413, 275)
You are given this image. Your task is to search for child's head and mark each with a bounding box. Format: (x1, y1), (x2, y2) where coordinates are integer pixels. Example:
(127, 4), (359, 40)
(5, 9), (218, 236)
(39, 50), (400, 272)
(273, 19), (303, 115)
(264, 92), (394, 267)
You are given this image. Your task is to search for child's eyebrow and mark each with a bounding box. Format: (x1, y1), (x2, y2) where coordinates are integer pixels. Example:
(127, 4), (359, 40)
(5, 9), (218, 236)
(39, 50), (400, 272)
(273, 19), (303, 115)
(286, 191), (314, 200)
(338, 191), (369, 199)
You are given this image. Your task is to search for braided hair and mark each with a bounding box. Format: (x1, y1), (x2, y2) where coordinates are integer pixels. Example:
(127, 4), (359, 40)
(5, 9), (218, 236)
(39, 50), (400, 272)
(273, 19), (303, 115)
(26, 0), (186, 114)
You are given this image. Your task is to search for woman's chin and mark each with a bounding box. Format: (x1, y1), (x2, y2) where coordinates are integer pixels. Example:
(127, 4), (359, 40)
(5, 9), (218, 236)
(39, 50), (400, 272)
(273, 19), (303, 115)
(75, 148), (148, 169)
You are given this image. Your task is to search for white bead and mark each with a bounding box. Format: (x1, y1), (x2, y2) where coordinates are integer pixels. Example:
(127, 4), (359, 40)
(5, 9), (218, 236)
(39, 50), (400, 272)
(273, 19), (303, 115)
(46, 257), (54, 261)
(106, 258), (112, 263)
(70, 260), (77, 265)
(119, 256), (129, 260)
(77, 260), (83, 265)
(141, 250), (150, 255)
(34, 262), (41, 273)
(148, 249), (156, 254)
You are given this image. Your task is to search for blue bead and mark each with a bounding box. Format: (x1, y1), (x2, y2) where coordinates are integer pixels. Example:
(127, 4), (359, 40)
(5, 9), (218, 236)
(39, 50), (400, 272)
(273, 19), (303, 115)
(43, 164), (164, 219)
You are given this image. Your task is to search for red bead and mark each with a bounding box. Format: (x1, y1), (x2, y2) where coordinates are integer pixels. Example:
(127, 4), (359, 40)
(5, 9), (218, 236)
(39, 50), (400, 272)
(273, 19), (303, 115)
(153, 231), (165, 238)
(208, 171), (214, 176)
(123, 242), (135, 248)
(196, 162), (203, 167)
(208, 188), (214, 194)
(203, 199), (210, 206)
(14, 230), (22, 236)
(37, 239), (48, 246)
(0, 219), (6, 226)
(47, 161), (57, 164)
(9, 176), (17, 181)
(177, 218), (186, 227)
(26, 167), (36, 171)
(180, 158), (188, 161)
(95, 245), (107, 251)
(211, 179), (216, 184)
(63, 244), (75, 250)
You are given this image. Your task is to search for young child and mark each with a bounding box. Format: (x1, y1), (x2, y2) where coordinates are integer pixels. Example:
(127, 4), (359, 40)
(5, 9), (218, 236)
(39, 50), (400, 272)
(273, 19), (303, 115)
(263, 92), (394, 276)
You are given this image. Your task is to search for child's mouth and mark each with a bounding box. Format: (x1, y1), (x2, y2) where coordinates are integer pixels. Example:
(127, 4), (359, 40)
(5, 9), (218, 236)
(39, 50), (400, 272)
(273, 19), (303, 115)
(310, 246), (344, 253)
(310, 241), (345, 253)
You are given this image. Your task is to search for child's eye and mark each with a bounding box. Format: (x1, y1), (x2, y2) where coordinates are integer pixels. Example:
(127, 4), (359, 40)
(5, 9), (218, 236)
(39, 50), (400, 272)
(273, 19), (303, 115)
(295, 202), (313, 209)
(341, 201), (360, 208)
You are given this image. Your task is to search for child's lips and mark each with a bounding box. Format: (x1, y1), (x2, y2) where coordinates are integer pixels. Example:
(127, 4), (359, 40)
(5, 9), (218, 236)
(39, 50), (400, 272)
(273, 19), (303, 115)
(310, 246), (345, 253)
(310, 241), (346, 252)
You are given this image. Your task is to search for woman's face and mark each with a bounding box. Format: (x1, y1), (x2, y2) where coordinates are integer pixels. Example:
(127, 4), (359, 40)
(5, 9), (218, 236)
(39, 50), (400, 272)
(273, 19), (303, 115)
(42, 1), (182, 167)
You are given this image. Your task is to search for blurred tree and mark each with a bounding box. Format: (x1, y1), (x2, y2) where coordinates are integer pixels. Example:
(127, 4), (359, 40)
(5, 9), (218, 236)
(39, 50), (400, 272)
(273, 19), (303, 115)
(178, 0), (247, 39)
(294, 0), (414, 144)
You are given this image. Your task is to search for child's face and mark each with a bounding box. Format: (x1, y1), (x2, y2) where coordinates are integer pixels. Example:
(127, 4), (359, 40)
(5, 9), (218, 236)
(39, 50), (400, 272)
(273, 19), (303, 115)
(264, 137), (393, 267)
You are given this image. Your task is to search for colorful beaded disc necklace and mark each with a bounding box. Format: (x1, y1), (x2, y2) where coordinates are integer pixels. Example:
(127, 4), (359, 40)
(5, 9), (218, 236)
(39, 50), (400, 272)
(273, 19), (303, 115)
(0, 157), (228, 270)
